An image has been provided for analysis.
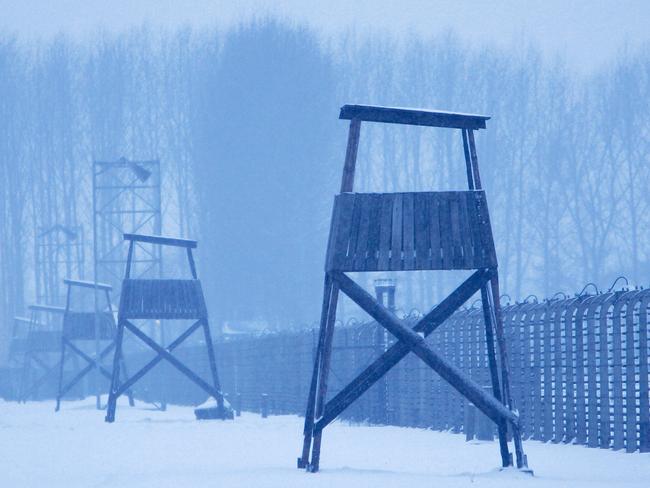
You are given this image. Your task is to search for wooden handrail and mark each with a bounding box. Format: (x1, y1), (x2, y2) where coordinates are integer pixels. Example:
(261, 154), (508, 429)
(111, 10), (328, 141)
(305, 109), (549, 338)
(63, 278), (112, 291)
(123, 233), (197, 249)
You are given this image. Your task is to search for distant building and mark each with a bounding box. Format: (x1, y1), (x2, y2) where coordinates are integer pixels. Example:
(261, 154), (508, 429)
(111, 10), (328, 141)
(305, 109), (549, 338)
(222, 320), (272, 336)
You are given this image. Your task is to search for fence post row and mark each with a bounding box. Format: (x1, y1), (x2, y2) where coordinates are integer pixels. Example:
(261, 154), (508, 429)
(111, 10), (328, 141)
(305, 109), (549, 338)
(205, 288), (650, 453)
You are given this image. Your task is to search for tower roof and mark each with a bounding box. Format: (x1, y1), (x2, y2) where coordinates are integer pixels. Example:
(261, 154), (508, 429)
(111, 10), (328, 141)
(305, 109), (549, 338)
(339, 104), (490, 130)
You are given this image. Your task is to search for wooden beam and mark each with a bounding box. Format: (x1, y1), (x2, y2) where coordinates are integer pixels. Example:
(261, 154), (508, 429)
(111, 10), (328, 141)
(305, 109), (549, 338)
(201, 318), (222, 398)
(334, 271), (519, 426)
(122, 320), (222, 399)
(124, 240), (134, 279)
(467, 130), (483, 190)
(21, 358), (60, 400)
(480, 285), (511, 467)
(490, 275), (527, 468)
(57, 341), (115, 401)
(63, 278), (113, 291)
(309, 280), (341, 471)
(111, 319), (204, 397)
(339, 104), (489, 130)
(299, 276), (333, 468)
(187, 248), (198, 279)
(461, 129), (475, 190)
(314, 268), (491, 431)
(29, 304), (66, 314)
(340, 119), (361, 192)
(123, 233), (197, 249)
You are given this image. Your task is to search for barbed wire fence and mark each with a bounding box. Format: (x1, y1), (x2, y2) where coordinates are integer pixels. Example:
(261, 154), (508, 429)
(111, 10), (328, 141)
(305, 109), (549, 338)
(113, 285), (650, 453)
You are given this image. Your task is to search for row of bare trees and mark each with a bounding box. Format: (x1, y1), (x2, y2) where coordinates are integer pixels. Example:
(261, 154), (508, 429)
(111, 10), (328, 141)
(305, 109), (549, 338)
(338, 35), (650, 313)
(1, 22), (649, 353)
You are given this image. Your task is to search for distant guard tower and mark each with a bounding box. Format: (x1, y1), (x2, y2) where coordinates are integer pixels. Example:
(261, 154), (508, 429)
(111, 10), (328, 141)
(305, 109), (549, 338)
(299, 105), (528, 472)
(93, 158), (165, 407)
(8, 316), (34, 398)
(19, 304), (65, 401)
(55, 279), (134, 411)
(34, 224), (85, 306)
(105, 234), (231, 422)
(92, 158), (162, 293)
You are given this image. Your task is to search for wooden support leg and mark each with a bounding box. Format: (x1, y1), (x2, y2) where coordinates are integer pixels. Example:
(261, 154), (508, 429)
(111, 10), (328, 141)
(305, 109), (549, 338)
(202, 318), (224, 405)
(299, 275), (332, 469)
(119, 355), (136, 407)
(95, 370), (102, 409)
(105, 319), (126, 423)
(481, 285), (511, 467)
(299, 345), (321, 468)
(490, 276), (527, 469)
(309, 277), (340, 473)
(159, 321), (168, 411)
(71, 352), (81, 399)
(55, 338), (67, 412)
(19, 353), (32, 402)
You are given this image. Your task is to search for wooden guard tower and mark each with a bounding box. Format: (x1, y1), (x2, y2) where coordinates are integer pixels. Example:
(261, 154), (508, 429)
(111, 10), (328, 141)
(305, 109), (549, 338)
(19, 304), (65, 401)
(8, 316), (32, 397)
(105, 233), (230, 422)
(55, 279), (134, 411)
(299, 105), (528, 472)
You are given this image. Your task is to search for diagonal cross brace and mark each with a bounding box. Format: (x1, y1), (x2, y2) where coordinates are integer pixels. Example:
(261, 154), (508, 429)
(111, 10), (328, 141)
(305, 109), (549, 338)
(314, 268), (492, 431)
(333, 271), (519, 427)
(21, 356), (60, 400)
(31, 353), (55, 372)
(65, 340), (114, 379)
(112, 319), (203, 397)
(57, 341), (115, 400)
(118, 320), (223, 401)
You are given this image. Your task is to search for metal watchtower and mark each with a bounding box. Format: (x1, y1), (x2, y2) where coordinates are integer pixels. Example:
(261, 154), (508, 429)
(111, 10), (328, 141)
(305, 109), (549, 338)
(92, 158), (162, 295)
(93, 158), (165, 409)
(34, 224), (85, 306)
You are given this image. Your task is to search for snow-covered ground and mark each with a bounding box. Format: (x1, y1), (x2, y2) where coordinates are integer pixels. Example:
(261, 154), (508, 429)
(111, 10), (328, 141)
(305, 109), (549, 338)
(0, 398), (648, 488)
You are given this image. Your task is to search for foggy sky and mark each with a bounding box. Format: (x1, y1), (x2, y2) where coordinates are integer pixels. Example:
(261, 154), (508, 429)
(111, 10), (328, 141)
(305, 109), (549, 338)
(1, 0), (648, 73)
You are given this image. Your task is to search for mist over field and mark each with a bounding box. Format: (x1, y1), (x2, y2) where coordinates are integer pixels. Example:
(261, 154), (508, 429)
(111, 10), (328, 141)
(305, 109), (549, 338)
(1, 9), (650, 333)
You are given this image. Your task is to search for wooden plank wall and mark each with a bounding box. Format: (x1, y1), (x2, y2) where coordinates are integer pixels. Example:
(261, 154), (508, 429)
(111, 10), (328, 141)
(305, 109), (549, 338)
(326, 192), (497, 272)
(116, 289), (650, 453)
